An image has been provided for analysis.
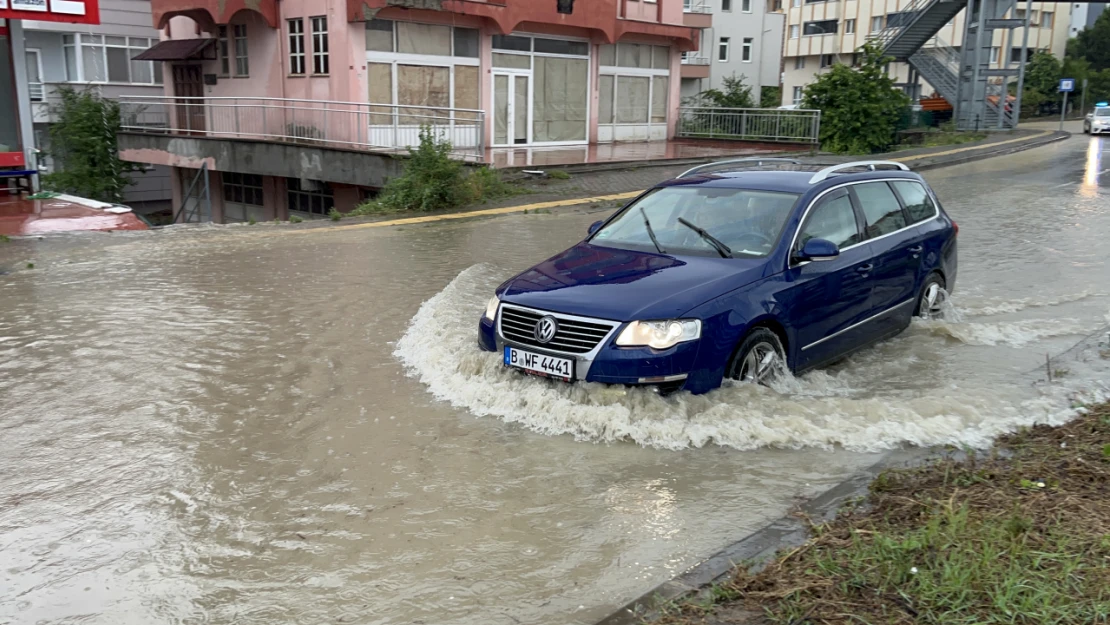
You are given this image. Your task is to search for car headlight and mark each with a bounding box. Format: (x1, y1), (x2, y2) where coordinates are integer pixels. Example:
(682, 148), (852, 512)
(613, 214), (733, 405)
(615, 320), (701, 350)
(483, 296), (500, 321)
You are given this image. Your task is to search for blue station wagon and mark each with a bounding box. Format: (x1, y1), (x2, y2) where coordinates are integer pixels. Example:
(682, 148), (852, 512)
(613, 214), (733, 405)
(478, 159), (958, 395)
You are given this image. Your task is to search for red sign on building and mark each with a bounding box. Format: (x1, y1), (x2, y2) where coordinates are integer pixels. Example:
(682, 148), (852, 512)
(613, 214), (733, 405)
(0, 0), (100, 24)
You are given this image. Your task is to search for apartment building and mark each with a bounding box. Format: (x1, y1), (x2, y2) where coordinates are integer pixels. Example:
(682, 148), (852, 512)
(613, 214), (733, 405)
(775, 0), (1071, 108)
(1069, 2), (1104, 37)
(679, 0), (784, 103)
(116, 0), (701, 222)
(18, 0), (173, 214)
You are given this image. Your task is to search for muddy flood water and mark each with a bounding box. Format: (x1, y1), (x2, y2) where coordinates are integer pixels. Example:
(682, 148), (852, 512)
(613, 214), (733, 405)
(2, 134), (1109, 625)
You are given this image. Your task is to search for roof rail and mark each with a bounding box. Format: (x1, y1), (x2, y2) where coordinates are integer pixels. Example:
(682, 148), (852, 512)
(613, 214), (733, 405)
(808, 161), (910, 184)
(676, 157), (802, 180)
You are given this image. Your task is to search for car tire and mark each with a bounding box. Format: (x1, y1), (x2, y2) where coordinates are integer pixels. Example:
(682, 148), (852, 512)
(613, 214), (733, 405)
(915, 273), (947, 320)
(727, 327), (787, 386)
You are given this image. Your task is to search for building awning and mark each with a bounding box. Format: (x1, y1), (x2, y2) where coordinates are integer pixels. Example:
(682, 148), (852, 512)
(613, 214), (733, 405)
(132, 38), (215, 61)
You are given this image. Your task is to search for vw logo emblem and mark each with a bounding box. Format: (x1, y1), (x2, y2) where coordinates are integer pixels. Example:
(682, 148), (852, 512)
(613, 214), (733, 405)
(534, 316), (558, 344)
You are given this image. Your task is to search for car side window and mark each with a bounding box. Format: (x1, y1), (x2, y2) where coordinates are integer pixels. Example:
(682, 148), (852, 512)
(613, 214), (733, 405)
(797, 192), (861, 251)
(853, 182), (907, 238)
(890, 180), (937, 224)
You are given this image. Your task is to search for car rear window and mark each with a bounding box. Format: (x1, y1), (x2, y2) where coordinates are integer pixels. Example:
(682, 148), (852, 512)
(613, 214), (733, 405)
(853, 182), (907, 238)
(590, 186), (800, 258)
(891, 180), (936, 224)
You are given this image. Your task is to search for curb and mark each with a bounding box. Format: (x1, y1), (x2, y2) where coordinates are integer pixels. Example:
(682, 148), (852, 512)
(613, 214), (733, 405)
(900, 130), (1069, 171)
(593, 448), (935, 625)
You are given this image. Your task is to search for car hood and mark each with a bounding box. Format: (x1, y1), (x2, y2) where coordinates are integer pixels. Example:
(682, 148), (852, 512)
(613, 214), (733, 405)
(497, 243), (769, 321)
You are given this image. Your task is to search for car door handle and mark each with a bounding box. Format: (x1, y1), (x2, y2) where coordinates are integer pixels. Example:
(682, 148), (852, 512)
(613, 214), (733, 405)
(908, 245), (923, 253)
(856, 264), (874, 273)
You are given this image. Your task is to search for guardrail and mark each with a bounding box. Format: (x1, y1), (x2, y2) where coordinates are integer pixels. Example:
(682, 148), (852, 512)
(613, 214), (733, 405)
(681, 53), (711, 65)
(676, 107), (821, 144)
(118, 96), (486, 160)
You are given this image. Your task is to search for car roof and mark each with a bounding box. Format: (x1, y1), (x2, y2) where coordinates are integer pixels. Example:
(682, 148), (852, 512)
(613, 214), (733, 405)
(654, 169), (926, 195)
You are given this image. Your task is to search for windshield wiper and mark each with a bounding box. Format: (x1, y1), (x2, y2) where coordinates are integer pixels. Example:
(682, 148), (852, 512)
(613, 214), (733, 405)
(677, 218), (732, 258)
(640, 207), (666, 254)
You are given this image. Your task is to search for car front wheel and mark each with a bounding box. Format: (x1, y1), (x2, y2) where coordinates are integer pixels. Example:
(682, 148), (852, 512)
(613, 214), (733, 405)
(727, 327), (787, 386)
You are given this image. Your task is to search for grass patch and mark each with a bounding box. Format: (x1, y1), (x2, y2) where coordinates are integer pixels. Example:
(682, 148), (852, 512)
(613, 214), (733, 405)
(289, 215), (303, 224)
(548, 170), (572, 180)
(657, 404), (1110, 625)
(894, 129), (988, 150)
(26, 262), (34, 269)
(348, 127), (523, 217)
(328, 208), (342, 222)
(0, 234), (9, 243)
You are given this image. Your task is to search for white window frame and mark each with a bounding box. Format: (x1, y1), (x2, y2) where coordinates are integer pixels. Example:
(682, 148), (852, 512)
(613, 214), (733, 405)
(217, 25), (230, 76)
(233, 24), (249, 76)
(793, 55), (805, 69)
(870, 16), (884, 33)
(741, 0), (751, 12)
(718, 36), (730, 62)
(1040, 11), (1052, 28)
(722, 0), (732, 11)
(845, 18), (855, 34)
(793, 86), (803, 104)
(741, 37), (753, 62)
(288, 18), (305, 75)
(61, 34), (161, 85)
(25, 48), (45, 101)
(789, 24), (800, 39)
(311, 15), (329, 75)
(599, 45), (672, 133)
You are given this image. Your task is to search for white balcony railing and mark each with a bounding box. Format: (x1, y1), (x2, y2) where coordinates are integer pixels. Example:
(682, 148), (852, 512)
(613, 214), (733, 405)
(28, 82), (45, 102)
(681, 53), (711, 65)
(683, 0), (712, 13)
(118, 96), (486, 160)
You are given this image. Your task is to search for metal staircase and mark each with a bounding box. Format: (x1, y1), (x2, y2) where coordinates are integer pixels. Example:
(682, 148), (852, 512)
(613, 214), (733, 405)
(872, 0), (1030, 130)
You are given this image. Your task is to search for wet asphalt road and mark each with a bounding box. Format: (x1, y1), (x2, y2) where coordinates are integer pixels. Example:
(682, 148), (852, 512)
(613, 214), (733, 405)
(1, 129), (1108, 625)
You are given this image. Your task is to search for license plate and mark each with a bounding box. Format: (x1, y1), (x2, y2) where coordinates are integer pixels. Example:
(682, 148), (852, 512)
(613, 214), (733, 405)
(504, 346), (575, 382)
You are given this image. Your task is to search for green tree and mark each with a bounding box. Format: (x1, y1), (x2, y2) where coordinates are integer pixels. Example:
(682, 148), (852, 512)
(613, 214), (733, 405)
(1023, 50), (1063, 98)
(801, 42), (910, 154)
(760, 86), (782, 109)
(691, 74), (756, 108)
(1070, 9), (1110, 71)
(42, 87), (139, 203)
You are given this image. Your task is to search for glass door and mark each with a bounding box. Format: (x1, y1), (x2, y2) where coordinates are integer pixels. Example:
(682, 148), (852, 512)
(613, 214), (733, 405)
(493, 72), (529, 146)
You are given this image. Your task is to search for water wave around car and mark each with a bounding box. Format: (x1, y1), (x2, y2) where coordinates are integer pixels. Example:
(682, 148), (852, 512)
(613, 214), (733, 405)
(396, 263), (1110, 453)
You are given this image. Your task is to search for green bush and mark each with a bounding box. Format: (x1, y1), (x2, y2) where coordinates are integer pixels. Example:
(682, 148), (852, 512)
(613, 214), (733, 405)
(802, 43), (910, 154)
(289, 215), (303, 223)
(760, 86), (782, 109)
(360, 128), (520, 214)
(42, 87), (140, 203)
(328, 208), (342, 221)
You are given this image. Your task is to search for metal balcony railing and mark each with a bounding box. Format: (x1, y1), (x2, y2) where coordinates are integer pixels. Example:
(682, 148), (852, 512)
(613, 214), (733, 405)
(676, 107), (821, 144)
(681, 53), (711, 65)
(684, 0), (712, 13)
(28, 82), (45, 102)
(118, 96), (486, 160)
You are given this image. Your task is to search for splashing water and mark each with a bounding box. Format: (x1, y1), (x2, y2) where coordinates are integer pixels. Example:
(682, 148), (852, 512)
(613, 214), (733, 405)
(395, 265), (1108, 453)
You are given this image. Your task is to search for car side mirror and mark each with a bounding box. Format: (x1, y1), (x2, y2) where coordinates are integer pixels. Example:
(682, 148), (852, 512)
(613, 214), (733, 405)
(587, 220), (604, 235)
(795, 238), (840, 262)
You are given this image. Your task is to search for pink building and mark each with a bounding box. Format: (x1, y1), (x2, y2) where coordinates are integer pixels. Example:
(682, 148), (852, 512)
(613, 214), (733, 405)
(118, 0), (703, 222)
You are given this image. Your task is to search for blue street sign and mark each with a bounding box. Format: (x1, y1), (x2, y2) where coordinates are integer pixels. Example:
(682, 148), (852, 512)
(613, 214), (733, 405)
(1059, 78), (1076, 93)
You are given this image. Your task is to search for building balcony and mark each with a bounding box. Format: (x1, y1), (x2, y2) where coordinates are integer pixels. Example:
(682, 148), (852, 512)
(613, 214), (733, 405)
(680, 53), (711, 78)
(682, 0), (713, 28)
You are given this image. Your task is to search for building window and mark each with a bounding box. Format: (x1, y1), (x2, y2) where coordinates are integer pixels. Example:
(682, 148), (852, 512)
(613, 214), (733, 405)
(742, 0), (752, 12)
(1041, 11), (1053, 28)
(820, 53), (834, 67)
(804, 20), (839, 35)
(599, 45), (672, 128)
(217, 26), (230, 75)
(61, 34), (162, 84)
(223, 173), (264, 206)
(722, 0), (732, 10)
(793, 56), (806, 69)
(772, 0), (782, 10)
(871, 16), (884, 32)
(792, 0), (801, 6)
(990, 46), (1000, 64)
(288, 19), (305, 74)
(1010, 47), (1032, 63)
(311, 16), (329, 74)
(793, 86), (803, 104)
(287, 178), (334, 218)
(741, 38), (753, 62)
(845, 18), (856, 34)
(886, 12), (918, 28)
(233, 24), (249, 76)
(718, 37), (730, 61)
(789, 24), (799, 39)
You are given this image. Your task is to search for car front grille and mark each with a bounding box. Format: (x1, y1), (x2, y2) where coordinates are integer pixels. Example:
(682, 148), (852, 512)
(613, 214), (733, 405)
(499, 306), (616, 355)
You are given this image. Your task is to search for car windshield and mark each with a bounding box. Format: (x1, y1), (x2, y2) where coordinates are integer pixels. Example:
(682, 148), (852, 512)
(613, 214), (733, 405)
(589, 186), (799, 258)
(1097, 108), (1110, 117)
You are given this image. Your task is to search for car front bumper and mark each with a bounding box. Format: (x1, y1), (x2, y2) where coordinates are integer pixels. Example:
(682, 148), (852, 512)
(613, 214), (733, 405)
(478, 315), (702, 393)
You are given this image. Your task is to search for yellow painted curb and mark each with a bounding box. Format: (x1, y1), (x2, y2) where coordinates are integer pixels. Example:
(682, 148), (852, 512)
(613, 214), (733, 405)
(283, 130), (1056, 236)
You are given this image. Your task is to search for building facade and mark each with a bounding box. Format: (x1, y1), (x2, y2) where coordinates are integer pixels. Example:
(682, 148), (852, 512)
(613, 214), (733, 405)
(1069, 1), (1104, 37)
(18, 0), (173, 214)
(117, 0), (701, 222)
(679, 0), (784, 103)
(775, 0), (1071, 108)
